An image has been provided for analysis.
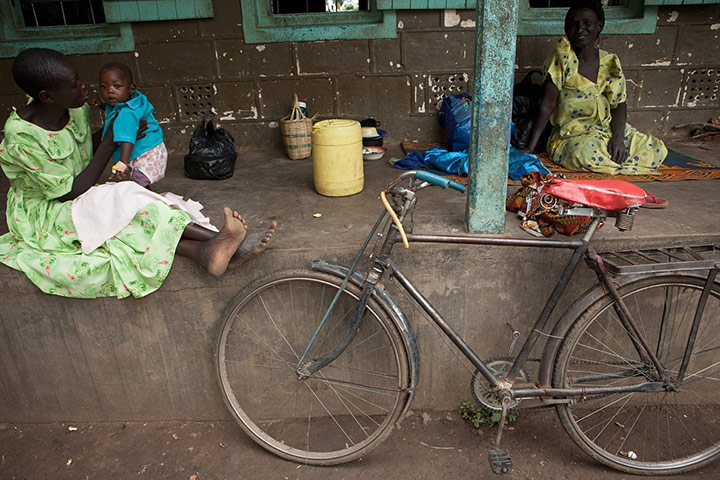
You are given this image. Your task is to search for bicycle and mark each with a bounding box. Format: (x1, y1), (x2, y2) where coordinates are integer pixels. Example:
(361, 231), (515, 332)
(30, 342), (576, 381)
(216, 170), (720, 475)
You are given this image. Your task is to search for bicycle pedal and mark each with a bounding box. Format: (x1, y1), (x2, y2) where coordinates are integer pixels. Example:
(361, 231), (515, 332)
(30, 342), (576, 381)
(488, 448), (513, 475)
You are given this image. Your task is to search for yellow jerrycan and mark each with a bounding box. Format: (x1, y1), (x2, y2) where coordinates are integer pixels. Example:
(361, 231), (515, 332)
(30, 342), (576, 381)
(311, 119), (364, 197)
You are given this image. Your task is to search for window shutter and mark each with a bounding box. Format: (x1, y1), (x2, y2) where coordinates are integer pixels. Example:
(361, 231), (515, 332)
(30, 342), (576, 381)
(102, 0), (214, 23)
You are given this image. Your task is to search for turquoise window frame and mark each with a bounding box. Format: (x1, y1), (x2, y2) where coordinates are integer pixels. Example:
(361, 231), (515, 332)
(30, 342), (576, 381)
(0, 0), (134, 58)
(241, 0), (397, 44)
(518, 0), (658, 36)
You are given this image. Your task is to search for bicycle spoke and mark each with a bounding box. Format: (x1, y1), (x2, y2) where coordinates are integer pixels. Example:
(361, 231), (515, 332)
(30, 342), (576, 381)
(217, 272), (409, 464)
(555, 276), (720, 474)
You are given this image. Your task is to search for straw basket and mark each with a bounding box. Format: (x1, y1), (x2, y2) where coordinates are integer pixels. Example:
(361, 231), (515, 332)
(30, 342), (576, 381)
(280, 94), (313, 160)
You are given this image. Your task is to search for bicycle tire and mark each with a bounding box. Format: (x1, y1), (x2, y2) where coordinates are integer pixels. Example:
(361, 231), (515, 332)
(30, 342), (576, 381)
(553, 274), (720, 475)
(216, 269), (411, 465)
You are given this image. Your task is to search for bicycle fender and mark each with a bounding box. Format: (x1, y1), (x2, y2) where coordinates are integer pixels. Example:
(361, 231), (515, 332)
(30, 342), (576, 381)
(311, 260), (420, 423)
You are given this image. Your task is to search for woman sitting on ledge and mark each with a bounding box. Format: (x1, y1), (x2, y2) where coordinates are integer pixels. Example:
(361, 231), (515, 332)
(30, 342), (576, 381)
(523, 0), (667, 175)
(0, 48), (276, 298)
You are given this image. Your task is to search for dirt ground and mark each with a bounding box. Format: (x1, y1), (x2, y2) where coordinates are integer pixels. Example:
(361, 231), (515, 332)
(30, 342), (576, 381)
(1, 408), (718, 480)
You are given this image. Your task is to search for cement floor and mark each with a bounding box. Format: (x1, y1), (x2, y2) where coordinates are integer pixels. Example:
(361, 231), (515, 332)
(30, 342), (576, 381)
(2, 409), (719, 480)
(143, 137), (720, 258)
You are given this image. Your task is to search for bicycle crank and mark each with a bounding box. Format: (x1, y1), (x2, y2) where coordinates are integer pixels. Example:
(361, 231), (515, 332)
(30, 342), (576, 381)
(471, 357), (529, 412)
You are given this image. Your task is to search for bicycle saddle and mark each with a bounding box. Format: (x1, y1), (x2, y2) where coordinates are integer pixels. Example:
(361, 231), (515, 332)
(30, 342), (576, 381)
(542, 179), (646, 211)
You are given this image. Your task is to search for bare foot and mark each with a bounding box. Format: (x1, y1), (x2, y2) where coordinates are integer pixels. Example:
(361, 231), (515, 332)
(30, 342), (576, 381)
(228, 221), (277, 269)
(203, 208), (247, 276)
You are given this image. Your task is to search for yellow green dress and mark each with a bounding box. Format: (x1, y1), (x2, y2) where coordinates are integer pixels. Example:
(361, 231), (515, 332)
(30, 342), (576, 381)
(0, 105), (191, 298)
(543, 38), (667, 174)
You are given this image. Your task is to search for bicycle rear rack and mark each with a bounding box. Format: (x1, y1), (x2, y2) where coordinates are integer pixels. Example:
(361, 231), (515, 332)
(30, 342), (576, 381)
(598, 244), (720, 276)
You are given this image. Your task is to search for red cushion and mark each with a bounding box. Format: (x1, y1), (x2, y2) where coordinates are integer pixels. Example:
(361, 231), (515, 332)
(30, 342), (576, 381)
(543, 179), (646, 211)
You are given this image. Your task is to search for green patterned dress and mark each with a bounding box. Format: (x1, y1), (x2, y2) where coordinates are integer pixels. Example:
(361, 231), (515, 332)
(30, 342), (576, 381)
(543, 38), (667, 175)
(0, 105), (191, 298)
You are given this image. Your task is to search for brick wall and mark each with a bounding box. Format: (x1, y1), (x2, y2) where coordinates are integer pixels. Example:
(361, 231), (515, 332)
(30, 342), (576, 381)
(0, 2), (718, 153)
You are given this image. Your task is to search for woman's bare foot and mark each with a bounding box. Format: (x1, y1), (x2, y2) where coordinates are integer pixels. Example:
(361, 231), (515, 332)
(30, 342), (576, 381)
(229, 221), (277, 269)
(202, 208), (247, 276)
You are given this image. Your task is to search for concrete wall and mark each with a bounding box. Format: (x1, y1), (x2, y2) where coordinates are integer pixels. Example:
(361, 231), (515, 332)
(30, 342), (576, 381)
(0, 3), (718, 153)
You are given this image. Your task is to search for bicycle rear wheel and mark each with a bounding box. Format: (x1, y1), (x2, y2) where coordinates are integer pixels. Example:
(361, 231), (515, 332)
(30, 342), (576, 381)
(216, 269), (411, 465)
(554, 275), (720, 475)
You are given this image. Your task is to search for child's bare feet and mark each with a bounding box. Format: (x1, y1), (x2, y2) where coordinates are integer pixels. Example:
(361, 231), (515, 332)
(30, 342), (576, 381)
(202, 208), (247, 276)
(229, 221), (277, 269)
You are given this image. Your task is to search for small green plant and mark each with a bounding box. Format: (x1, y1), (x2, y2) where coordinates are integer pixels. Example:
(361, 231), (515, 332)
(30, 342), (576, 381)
(458, 401), (518, 428)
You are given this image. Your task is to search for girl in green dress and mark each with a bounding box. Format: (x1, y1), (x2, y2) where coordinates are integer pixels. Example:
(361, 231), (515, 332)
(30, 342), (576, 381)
(0, 48), (276, 298)
(523, 1), (667, 175)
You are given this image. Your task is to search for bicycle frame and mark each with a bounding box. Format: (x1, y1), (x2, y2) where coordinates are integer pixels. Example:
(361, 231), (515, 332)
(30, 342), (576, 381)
(299, 176), (716, 404)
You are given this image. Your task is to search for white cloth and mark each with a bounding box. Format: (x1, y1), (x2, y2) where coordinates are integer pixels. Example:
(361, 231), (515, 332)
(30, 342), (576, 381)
(71, 181), (218, 254)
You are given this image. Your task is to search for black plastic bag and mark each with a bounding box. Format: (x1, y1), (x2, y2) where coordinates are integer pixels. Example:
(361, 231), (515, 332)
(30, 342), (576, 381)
(184, 117), (237, 180)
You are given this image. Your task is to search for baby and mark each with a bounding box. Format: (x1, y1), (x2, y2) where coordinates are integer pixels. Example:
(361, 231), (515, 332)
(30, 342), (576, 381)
(97, 62), (166, 187)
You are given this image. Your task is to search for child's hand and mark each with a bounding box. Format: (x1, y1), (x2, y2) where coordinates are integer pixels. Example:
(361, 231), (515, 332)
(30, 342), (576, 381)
(109, 162), (130, 181)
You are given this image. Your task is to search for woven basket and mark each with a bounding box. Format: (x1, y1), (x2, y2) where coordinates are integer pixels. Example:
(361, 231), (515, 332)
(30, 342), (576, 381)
(280, 94), (313, 160)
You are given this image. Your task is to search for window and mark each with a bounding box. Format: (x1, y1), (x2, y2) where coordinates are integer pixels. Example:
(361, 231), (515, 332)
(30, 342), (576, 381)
(518, 0), (658, 36)
(241, 0), (396, 44)
(273, 0), (369, 13)
(19, 0), (106, 27)
(0, 0), (214, 58)
(0, 0), (132, 58)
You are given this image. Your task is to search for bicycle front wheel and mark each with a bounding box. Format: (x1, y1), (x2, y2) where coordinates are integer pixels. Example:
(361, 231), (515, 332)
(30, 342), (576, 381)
(554, 275), (720, 475)
(216, 270), (411, 465)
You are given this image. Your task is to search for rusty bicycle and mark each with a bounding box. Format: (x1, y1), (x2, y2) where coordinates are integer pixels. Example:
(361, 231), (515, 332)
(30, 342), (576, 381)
(216, 170), (720, 475)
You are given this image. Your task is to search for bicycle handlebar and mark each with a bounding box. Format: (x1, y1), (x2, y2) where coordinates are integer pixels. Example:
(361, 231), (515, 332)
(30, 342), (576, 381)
(414, 170), (466, 193)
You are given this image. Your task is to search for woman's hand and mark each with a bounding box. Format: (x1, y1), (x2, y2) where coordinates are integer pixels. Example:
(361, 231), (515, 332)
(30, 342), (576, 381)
(609, 102), (628, 165)
(136, 120), (148, 140)
(609, 134), (628, 165)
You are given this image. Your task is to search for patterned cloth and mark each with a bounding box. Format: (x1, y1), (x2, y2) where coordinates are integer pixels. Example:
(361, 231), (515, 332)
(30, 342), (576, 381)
(506, 172), (596, 237)
(543, 38), (667, 175)
(0, 105), (191, 298)
(131, 142), (167, 185)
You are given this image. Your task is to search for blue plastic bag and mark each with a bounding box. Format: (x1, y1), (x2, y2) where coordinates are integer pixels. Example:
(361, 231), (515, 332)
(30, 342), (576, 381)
(438, 93), (472, 153)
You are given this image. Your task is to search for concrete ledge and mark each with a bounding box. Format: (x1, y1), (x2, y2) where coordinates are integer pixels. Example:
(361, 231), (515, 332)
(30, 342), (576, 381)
(1, 145), (719, 422)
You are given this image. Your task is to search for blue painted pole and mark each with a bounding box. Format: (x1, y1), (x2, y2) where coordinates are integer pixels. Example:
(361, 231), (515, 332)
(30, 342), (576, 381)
(465, 0), (519, 233)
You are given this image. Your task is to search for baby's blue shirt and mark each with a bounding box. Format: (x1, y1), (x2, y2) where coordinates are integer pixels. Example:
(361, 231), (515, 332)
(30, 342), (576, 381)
(100, 91), (163, 163)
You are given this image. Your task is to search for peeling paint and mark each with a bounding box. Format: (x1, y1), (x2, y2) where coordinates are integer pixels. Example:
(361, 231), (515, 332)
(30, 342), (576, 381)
(220, 112), (236, 121)
(711, 24), (720, 31)
(668, 11), (679, 23)
(396, 64), (402, 69)
(461, 19), (476, 28)
(397, 20), (404, 29)
(444, 9), (461, 27)
(269, 121), (279, 128)
(180, 128), (187, 135)
(389, 61), (394, 67)
(641, 61), (671, 67)
(134, 52), (139, 57)
(656, 39), (661, 46)
(256, 45), (266, 52)
(628, 43), (633, 49)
